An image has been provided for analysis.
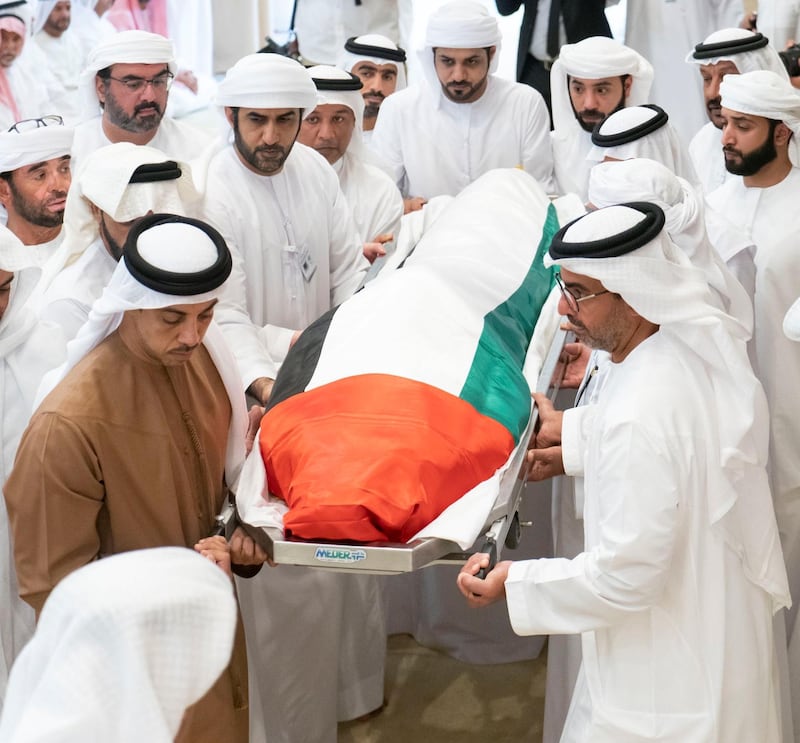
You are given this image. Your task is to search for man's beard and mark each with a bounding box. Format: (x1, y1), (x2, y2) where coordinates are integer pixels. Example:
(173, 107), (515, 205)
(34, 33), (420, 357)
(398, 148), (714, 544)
(104, 89), (163, 133)
(233, 122), (295, 175)
(8, 183), (64, 229)
(723, 131), (778, 176)
(45, 17), (70, 34)
(363, 91), (384, 120)
(99, 213), (124, 262)
(574, 89), (626, 133)
(565, 299), (626, 354)
(440, 73), (488, 103)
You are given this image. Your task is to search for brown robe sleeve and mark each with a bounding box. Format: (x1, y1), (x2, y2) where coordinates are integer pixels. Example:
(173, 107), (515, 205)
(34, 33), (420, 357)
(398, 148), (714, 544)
(4, 412), (105, 614)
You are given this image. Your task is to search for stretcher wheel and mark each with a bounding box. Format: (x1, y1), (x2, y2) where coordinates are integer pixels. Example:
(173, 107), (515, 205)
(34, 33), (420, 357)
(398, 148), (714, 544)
(505, 512), (521, 550)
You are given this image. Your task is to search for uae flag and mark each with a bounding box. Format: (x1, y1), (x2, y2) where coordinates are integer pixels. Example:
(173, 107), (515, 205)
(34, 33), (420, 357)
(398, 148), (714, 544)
(259, 169), (559, 543)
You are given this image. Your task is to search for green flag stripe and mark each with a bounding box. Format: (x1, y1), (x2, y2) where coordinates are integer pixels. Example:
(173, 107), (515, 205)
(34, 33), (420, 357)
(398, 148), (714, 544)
(459, 202), (560, 443)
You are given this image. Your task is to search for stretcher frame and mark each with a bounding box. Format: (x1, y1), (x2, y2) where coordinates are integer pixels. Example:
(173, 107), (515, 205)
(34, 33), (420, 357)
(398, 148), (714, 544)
(241, 327), (569, 574)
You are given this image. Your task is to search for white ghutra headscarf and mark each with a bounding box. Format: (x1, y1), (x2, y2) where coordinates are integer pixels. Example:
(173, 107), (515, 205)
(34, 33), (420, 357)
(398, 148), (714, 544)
(0, 547), (237, 743)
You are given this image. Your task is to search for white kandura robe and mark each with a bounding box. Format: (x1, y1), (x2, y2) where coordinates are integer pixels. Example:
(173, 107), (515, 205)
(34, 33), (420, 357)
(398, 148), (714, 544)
(543, 347), (610, 743)
(756, 0), (800, 51)
(162, 0), (216, 118)
(203, 142), (368, 385)
(334, 152), (403, 244)
(204, 143), (375, 741)
(507, 330), (784, 743)
(370, 75), (556, 199)
(552, 128), (595, 202)
(70, 116), (212, 177)
(39, 237), (117, 342)
(293, 0), (401, 66)
(32, 29), (85, 125)
(707, 169), (800, 732)
(689, 122), (732, 195)
(624, 1), (744, 147)
(0, 58), (52, 132)
(0, 267), (67, 710)
(71, 3), (117, 59)
(706, 168), (800, 626)
(25, 233), (64, 269)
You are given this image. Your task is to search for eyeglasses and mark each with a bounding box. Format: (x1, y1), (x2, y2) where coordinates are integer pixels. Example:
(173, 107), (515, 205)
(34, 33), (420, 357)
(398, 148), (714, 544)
(7, 115), (64, 133)
(554, 271), (610, 314)
(106, 72), (174, 93)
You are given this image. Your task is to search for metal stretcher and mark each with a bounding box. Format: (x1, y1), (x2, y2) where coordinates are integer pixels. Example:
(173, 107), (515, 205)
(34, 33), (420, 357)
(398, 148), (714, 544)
(239, 327), (569, 574)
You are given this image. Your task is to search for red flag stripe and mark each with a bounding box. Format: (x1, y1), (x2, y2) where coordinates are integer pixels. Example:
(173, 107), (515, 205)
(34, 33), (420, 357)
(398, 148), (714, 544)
(261, 373), (515, 543)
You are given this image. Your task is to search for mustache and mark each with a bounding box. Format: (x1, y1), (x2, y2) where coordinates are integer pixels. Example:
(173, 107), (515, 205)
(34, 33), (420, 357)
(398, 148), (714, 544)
(365, 89), (385, 99)
(44, 192), (68, 207)
(722, 145), (741, 156)
(447, 80), (471, 88)
(577, 108), (604, 120)
(254, 145), (287, 157)
(707, 96), (721, 111)
(134, 100), (162, 115)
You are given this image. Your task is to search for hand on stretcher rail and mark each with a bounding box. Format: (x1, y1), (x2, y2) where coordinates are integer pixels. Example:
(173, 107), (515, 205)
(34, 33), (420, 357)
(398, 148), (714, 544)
(457, 553), (512, 608)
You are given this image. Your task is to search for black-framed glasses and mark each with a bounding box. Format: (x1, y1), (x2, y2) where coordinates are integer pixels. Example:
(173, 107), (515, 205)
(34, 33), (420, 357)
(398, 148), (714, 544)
(554, 271), (610, 314)
(8, 114), (64, 134)
(106, 71), (174, 93)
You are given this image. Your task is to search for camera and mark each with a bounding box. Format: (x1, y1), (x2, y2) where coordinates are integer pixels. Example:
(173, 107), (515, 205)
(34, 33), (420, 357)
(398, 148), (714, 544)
(779, 43), (800, 77)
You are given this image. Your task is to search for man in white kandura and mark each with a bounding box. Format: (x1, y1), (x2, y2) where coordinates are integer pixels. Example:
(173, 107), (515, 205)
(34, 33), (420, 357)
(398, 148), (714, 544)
(706, 69), (800, 695)
(549, 35), (653, 201)
(0, 118), (72, 266)
(71, 30), (211, 168)
(341, 33), (407, 144)
(39, 142), (200, 340)
(299, 65), (403, 264)
(459, 202), (790, 743)
(371, 0), (555, 210)
(202, 52), (378, 743)
(203, 53), (367, 405)
(686, 27), (790, 194)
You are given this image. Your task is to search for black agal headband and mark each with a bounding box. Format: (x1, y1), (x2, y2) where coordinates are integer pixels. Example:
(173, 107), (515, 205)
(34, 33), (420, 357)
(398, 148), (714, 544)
(549, 202), (666, 260)
(591, 104), (669, 147)
(123, 213), (232, 295)
(344, 36), (407, 63)
(691, 32), (769, 61)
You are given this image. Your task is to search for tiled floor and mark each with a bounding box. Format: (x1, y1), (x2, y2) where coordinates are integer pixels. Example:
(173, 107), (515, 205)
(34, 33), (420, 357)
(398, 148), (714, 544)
(338, 634), (547, 743)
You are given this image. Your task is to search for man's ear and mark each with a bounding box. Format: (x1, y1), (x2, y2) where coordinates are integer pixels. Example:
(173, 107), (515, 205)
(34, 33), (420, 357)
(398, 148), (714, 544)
(775, 121), (793, 146)
(0, 178), (11, 208)
(88, 201), (103, 225)
(622, 74), (633, 99)
(95, 74), (107, 107)
(488, 45), (497, 64)
(224, 106), (235, 128)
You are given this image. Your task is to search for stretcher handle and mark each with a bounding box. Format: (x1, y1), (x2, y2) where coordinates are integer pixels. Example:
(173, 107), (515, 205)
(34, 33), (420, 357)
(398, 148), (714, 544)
(476, 537), (498, 580)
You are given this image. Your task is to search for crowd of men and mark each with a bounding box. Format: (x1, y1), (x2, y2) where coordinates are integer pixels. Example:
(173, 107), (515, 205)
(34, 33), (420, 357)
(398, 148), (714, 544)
(0, 0), (798, 741)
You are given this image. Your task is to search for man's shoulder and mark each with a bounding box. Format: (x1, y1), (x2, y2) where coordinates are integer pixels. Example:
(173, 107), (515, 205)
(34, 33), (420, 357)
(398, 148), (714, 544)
(155, 116), (213, 149)
(602, 334), (707, 429)
(689, 121), (719, 150)
(350, 158), (400, 191)
(71, 117), (104, 153)
(488, 76), (548, 113)
(706, 174), (742, 206)
(44, 241), (113, 305)
(377, 85), (425, 116)
(287, 143), (341, 189)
